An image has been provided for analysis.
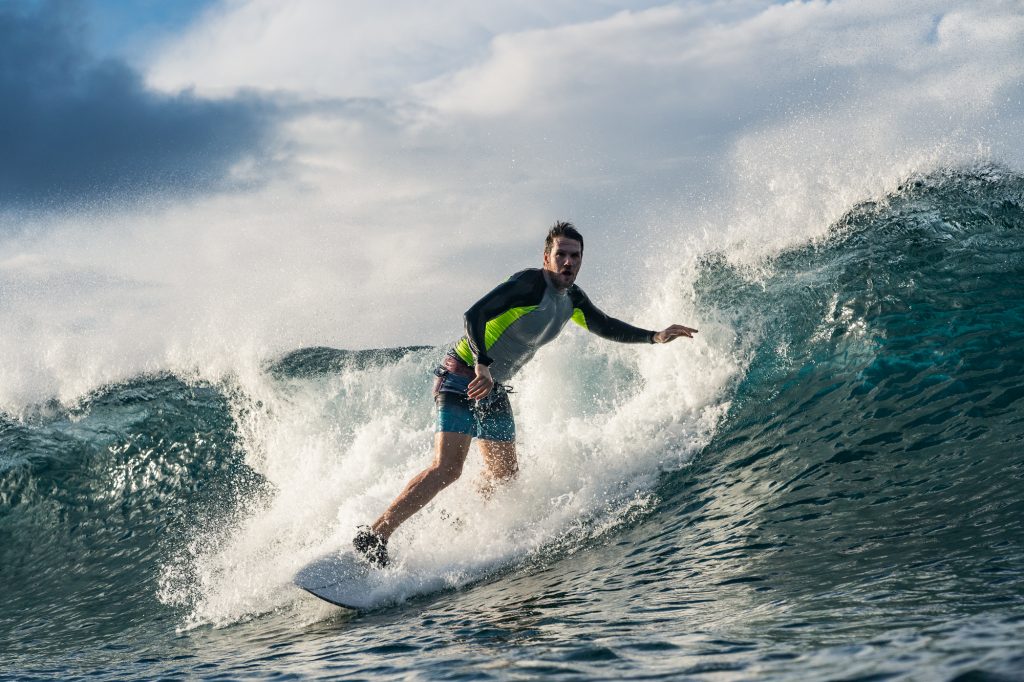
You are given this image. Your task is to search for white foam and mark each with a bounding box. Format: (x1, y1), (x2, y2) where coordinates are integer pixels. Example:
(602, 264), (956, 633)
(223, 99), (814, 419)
(151, 260), (741, 626)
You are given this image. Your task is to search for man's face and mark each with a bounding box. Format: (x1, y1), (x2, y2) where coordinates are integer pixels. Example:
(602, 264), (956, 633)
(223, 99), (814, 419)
(543, 237), (583, 289)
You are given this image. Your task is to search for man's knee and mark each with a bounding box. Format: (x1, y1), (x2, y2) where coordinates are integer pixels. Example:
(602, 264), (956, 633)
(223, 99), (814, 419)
(493, 458), (518, 480)
(480, 440), (517, 481)
(429, 458), (464, 485)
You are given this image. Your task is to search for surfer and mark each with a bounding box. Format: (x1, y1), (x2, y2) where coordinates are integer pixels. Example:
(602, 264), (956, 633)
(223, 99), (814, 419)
(353, 222), (697, 567)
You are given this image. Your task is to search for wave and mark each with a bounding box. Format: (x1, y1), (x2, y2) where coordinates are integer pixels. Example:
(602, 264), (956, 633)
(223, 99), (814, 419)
(0, 375), (265, 653)
(655, 164), (1024, 630)
(267, 345), (432, 379)
(2, 166), (1022, 650)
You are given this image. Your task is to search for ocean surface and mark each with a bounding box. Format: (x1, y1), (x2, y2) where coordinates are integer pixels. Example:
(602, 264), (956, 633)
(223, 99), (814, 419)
(2, 167), (1023, 680)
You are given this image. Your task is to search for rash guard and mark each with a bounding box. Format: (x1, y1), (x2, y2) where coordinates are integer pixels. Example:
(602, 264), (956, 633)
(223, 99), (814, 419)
(452, 268), (655, 384)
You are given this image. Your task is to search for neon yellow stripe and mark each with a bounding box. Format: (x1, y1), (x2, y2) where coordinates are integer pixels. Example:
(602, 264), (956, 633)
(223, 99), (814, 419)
(571, 308), (588, 330)
(454, 338), (474, 365)
(455, 305), (538, 365)
(484, 306), (537, 349)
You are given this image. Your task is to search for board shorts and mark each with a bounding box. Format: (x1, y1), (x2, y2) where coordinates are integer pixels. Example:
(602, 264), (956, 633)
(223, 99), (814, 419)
(432, 354), (515, 442)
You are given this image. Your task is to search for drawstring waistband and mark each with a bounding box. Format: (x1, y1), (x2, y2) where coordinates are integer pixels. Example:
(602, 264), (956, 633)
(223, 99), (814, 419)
(434, 353), (514, 400)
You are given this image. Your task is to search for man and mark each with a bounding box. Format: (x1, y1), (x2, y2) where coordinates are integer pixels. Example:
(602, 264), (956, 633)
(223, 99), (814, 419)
(353, 222), (697, 567)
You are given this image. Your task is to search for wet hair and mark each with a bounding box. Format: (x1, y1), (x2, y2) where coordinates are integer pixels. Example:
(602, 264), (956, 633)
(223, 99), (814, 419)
(544, 221), (584, 254)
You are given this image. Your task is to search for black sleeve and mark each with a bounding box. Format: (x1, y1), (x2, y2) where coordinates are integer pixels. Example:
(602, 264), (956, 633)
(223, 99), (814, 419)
(465, 269), (547, 365)
(570, 286), (656, 344)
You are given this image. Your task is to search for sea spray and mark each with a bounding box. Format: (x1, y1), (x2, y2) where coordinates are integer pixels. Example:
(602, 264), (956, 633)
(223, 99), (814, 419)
(159, 285), (736, 624)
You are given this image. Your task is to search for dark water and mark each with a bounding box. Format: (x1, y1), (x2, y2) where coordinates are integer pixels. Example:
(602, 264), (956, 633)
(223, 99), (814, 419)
(2, 167), (1023, 680)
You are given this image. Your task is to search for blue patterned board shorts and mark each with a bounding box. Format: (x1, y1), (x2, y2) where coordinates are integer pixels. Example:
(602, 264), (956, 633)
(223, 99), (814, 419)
(433, 362), (515, 442)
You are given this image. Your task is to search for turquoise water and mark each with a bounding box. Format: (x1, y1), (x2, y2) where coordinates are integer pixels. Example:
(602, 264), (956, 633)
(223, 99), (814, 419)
(2, 167), (1023, 680)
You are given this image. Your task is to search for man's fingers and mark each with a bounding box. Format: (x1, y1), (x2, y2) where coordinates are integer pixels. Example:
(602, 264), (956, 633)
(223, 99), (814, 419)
(657, 324), (698, 342)
(467, 377), (493, 399)
(669, 324), (697, 337)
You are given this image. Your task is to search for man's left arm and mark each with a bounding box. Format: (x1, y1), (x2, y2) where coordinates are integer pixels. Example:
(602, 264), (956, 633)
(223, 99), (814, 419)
(571, 288), (697, 344)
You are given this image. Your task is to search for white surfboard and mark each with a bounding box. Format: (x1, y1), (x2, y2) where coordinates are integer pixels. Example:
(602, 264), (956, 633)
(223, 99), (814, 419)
(294, 551), (388, 610)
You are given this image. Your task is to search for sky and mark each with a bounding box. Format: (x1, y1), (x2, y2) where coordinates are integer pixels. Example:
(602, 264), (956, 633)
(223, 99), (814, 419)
(1, 0), (1023, 408)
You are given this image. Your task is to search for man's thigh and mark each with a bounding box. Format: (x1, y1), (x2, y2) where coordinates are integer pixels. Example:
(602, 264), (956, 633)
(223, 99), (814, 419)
(433, 431), (473, 473)
(473, 391), (515, 442)
(478, 438), (517, 480)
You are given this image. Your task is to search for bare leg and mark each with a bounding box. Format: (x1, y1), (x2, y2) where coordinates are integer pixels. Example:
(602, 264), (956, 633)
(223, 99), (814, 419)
(477, 438), (518, 498)
(371, 432), (472, 542)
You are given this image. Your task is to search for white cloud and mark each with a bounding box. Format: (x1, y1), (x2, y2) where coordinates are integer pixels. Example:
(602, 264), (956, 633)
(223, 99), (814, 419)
(3, 0), (1024, 408)
(144, 0), (673, 98)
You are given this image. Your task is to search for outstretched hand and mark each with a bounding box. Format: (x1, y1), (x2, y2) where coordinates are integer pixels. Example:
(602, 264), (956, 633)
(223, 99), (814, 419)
(467, 363), (495, 400)
(653, 324), (698, 344)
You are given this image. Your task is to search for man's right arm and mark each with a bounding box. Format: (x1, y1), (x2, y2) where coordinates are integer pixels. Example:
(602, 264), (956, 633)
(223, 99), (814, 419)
(570, 287), (657, 344)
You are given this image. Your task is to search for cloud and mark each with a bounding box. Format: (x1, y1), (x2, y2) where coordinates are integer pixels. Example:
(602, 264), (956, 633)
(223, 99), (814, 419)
(2, 0), (1023, 409)
(0, 0), (274, 208)
(143, 0), (1024, 248)
(409, 0), (1024, 246)
(85, 0), (1024, 282)
(143, 0), (673, 98)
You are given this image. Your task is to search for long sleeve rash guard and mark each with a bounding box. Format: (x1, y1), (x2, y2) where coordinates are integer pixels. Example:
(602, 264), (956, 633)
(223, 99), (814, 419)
(452, 268), (655, 384)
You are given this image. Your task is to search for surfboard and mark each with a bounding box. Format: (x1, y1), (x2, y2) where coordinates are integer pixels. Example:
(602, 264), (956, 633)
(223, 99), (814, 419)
(294, 551), (386, 610)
